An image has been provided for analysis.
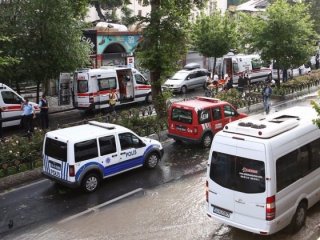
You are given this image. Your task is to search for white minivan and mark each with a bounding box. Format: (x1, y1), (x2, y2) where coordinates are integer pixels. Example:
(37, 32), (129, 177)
(162, 63), (208, 94)
(42, 121), (164, 192)
(206, 106), (320, 235)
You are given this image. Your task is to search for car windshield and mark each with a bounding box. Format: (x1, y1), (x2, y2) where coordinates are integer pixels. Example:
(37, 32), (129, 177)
(170, 71), (189, 80)
(209, 151), (265, 194)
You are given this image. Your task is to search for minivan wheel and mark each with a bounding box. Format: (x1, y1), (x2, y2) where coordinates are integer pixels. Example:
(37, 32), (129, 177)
(144, 152), (160, 169)
(82, 173), (100, 193)
(289, 202), (307, 233)
(202, 133), (213, 148)
(146, 93), (152, 103)
(181, 86), (187, 94)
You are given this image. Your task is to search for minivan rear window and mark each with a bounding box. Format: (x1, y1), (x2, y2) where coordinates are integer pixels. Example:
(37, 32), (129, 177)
(210, 152), (265, 194)
(171, 108), (193, 124)
(45, 138), (67, 162)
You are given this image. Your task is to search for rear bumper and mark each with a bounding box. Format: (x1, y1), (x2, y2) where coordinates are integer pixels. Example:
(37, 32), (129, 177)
(167, 133), (201, 144)
(42, 171), (80, 189)
(207, 211), (276, 235)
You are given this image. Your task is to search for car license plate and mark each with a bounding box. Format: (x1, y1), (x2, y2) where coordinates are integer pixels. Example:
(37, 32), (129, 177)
(176, 125), (186, 132)
(50, 169), (61, 178)
(49, 161), (61, 171)
(212, 205), (231, 218)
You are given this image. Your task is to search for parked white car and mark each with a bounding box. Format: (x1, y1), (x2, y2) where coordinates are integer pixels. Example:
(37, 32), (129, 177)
(270, 63), (311, 81)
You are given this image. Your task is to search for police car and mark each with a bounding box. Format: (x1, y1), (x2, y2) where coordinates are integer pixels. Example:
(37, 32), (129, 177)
(42, 121), (164, 192)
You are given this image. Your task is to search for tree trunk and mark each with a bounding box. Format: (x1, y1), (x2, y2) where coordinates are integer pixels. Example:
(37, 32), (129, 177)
(36, 81), (41, 104)
(149, 0), (165, 118)
(276, 68), (281, 88)
(94, 2), (106, 21)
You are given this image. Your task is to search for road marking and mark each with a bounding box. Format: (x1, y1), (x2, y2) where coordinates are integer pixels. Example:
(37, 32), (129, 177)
(0, 179), (48, 197)
(58, 188), (144, 224)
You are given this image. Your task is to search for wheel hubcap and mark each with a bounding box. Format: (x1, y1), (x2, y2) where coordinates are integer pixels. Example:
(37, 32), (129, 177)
(86, 177), (98, 191)
(204, 136), (212, 147)
(148, 155), (158, 168)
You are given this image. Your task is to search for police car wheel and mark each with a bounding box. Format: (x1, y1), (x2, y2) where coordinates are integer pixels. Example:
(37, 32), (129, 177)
(82, 173), (100, 193)
(144, 152), (159, 169)
(202, 133), (213, 148)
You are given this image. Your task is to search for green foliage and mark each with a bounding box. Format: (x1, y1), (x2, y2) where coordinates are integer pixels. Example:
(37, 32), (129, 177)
(0, 128), (44, 164)
(311, 91), (320, 128)
(136, 0), (207, 117)
(243, 0), (317, 87)
(192, 12), (237, 69)
(0, 0), (91, 93)
(305, 0), (320, 34)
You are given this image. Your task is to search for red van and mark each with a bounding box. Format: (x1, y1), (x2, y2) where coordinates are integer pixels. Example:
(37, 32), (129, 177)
(167, 97), (247, 148)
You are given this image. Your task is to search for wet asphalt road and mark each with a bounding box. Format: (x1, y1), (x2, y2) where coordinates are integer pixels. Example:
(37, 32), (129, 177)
(1, 89), (320, 239)
(0, 139), (210, 238)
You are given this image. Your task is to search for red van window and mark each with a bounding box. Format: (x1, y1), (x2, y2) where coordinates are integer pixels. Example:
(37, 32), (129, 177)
(198, 109), (211, 124)
(171, 108), (193, 124)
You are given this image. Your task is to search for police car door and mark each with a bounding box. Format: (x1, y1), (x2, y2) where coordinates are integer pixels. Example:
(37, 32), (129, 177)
(98, 135), (121, 177)
(118, 132), (146, 170)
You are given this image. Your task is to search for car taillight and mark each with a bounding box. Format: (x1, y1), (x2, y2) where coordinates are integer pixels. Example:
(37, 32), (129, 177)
(69, 165), (75, 177)
(266, 195), (276, 220)
(193, 127), (198, 134)
(206, 180), (208, 202)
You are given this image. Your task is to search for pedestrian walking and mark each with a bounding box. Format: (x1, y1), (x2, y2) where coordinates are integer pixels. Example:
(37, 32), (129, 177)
(39, 94), (49, 130)
(262, 81), (272, 114)
(237, 72), (245, 94)
(21, 98), (35, 135)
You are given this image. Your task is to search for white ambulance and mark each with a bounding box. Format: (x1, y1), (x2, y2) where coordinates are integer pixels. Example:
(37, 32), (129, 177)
(73, 66), (152, 111)
(206, 106), (320, 235)
(219, 53), (272, 85)
(0, 83), (39, 128)
(42, 121), (164, 192)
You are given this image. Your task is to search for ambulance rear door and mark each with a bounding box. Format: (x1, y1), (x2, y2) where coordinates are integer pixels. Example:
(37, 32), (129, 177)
(0, 87), (24, 127)
(133, 70), (151, 102)
(75, 71), (93, 110)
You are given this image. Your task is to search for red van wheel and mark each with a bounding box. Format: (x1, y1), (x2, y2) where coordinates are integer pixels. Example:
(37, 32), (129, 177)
(202, 133), (213, 148)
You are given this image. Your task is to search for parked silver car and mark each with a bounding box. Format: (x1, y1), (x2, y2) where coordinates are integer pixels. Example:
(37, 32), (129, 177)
(162, 63), (208, 94)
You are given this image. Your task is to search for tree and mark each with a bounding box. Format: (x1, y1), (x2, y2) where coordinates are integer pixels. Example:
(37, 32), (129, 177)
(192, 12), (237, 74)
(311, 91), (320, 129)
(305, 0), (320, 35)
(136, 0), (206, 118)
(246, 0), (316, 88)
(0, 0), (91, 100)
(90, 0), (132, 24)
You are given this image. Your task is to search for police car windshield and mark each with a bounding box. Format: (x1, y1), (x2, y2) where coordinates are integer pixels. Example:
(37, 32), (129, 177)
(209, 151), (265, 194)
(170, 71), (189, 80)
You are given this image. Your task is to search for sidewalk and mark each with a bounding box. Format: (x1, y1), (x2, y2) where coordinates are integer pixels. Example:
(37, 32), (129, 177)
(46, 96), (74, 113)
